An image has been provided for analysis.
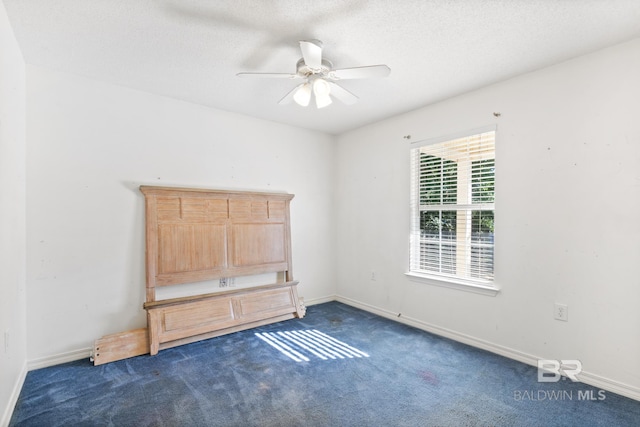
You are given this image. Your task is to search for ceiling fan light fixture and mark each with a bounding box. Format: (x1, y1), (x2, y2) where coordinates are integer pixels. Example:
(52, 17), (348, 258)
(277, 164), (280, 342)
(313, 78), (331, 97)
(313, 78), (332, 108)
(315, 92), (332, 109)
(293, 82), (311, 106)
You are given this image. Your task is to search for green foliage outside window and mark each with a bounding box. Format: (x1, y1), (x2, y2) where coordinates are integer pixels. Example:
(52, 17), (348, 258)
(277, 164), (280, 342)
(419, 155), (494, 235)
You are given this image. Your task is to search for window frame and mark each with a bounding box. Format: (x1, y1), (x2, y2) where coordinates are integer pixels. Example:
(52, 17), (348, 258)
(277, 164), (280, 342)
(406, 125), (499, 296)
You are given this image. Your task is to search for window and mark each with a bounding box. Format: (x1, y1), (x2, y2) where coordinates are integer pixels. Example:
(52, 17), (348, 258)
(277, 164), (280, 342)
(409, 128), (496, 290)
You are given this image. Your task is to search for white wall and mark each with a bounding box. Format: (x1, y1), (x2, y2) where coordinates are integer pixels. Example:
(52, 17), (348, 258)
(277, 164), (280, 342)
(335, 38), (640, 397)
(25, 66), (336, 361)
(0, 3), (28, 425)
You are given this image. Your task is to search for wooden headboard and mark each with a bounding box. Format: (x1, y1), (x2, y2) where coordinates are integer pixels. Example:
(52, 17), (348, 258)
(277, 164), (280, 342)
(141, 185), (295, 300)
(141, 186), (305, 355)
(93, 186), (305, 364)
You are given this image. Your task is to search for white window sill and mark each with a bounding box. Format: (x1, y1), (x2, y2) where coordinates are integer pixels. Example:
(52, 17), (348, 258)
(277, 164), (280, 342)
(405, 272), (500, 297)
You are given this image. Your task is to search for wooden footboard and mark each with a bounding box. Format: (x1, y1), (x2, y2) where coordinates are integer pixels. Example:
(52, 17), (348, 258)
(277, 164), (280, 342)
(144, 281), (305, 355)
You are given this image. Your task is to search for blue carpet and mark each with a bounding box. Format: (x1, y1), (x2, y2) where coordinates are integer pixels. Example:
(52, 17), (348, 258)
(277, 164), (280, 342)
(10, 302), (640, 426)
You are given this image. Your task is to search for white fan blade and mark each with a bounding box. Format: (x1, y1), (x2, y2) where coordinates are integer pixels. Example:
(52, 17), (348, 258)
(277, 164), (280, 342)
(278, 83), (306, 105)
(299, 39), (323, 70)
(327, 82), (358, 105)
(329, 65), (390, 80)
(237, 72), (300, 79)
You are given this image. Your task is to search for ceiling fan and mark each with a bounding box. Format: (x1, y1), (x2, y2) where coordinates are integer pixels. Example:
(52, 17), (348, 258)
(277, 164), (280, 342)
(237, 40), (390, 109)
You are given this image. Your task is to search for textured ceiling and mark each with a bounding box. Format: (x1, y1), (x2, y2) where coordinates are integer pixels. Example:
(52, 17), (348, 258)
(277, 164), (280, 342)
(4, 0), (640, 135)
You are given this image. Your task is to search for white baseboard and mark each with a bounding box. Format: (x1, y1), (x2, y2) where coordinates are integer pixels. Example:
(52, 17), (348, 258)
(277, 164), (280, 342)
(302, 294), (337, 307)
(578, 371), (640, 402)
(335, 295), (640, 402)
(1, 360), (27, 427)
(27, 347), (92, 371)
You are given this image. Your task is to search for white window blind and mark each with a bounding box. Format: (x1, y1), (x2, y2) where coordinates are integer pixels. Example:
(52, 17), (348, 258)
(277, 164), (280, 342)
(410, 128), (495, 283)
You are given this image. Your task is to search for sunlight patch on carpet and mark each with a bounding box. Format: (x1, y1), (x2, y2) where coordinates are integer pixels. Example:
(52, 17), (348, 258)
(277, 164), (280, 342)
(255, 329), (369, 362)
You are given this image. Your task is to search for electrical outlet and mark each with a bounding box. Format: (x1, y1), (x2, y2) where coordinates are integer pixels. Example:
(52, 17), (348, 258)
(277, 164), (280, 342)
(219, 277), (228, 288)
(554, 303), (568, 321)
(371, 271), (377, 281)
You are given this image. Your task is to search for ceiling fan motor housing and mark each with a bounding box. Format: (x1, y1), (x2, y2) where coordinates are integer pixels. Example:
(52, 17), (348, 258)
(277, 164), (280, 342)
(296, 58), (333, 77)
